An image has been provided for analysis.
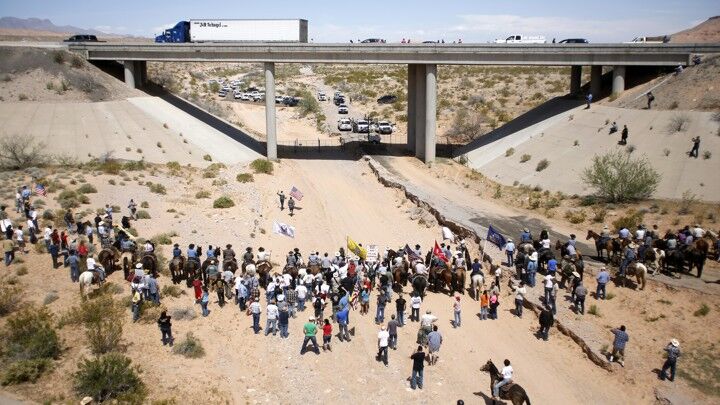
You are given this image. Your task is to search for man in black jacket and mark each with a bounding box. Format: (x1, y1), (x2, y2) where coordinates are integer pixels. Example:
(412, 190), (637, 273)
(539, 308), (554, 341)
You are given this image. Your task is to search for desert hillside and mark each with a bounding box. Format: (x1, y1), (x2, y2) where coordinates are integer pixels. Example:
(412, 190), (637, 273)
(671, 16), (720, 43)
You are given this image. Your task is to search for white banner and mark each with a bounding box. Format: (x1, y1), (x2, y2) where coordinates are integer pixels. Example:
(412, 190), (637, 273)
(366, 244), (379, 263)
(272, 221), (296, 238)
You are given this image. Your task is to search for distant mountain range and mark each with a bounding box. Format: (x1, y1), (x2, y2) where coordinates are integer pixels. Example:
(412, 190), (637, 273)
(0, 17), (108, 35)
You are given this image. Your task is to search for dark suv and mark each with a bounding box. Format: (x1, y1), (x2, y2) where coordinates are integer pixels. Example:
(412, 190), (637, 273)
(64, 35), (100, 42)
(558, 38), (589, 44)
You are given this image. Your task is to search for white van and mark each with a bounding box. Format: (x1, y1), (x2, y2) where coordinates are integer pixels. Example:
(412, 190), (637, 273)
(494, 35), (546, 44)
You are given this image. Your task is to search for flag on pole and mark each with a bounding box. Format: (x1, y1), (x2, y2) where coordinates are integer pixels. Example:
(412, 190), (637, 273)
(34, 184), (47, 197)
(486, 225), (507, 249)
(272, 221), (296, 238)
(289, 186), (304, 201)
(349, 283), (360, 310)
(403, 244), (423, 262)
(432, 240), (449, 263)
(347, 236), (367, 260)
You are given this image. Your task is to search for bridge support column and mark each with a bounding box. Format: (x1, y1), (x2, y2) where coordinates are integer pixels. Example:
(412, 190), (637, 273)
(406, 64), (417, 154)
(590, 65), (602, 98)
(414, 65), (426, 161)
(123, 61), (136, 89)
(423, 64), (437, 164)
(264, 62), (277, 160)
(133, 61), (146, 88)
(612, 65), (626, 96)
(570, 66), (582, 95)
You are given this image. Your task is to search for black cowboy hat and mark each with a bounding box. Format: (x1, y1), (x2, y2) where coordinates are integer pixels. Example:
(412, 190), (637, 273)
(226, 244), (232, 248)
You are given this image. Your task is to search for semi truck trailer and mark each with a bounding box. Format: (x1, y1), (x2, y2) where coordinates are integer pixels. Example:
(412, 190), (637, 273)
(155, 19), (308, 43)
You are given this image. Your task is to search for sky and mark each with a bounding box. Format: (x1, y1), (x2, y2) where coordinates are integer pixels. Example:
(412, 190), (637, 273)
(1, 0), (718, 42)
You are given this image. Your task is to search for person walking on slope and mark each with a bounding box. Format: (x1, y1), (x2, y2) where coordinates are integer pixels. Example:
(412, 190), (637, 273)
(585, 92), (593, 109)
(659, 339), (681, 381)
(609, 325), (629, 367)
(689, 136), (700, 158)
(288, 196), (295, 216)
(620, 125), (629, 145)
(409, 345), (426, 390)
(277, 191), (286, 210)
(377, 325), (390, 366)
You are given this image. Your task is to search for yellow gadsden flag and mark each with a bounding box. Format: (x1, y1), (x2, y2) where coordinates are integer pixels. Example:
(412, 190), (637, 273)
(347, 236), (367, 260)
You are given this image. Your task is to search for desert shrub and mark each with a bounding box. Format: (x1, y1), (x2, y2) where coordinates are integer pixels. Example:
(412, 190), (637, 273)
(202, 168), (218, 178)
(108, 179), (116, 185)
(213, 196), (235, 209)
(535, 159), (550, 172)
(0, 135), (51, 169)
(172, 333), (205, 358)
(136, 210), (151, 219)
(519, 154), (531, 163)
(18, 94), (28, 101)
(151, 233), (174, 245)
(43, 291), (59, 305)
(203, 154), (213, 162)
(40, 209), (56, 220)
(15, 266), (28, 276)
(161, 285), (184, 298)
(564, 210), (587, 224)
(77, 184), (97, 194)
(298, 91), (321, 117)
(447, 107), (487, 141)
(97, 159), (122, 175)
(505, 147), (515, 157)
(667, 114), (690, 133)
(147, 183), (167, 195)
(581, 150), (660, 202)
(588, 305), (600, 316)
(171, 306), (196, 321)
(73, 353), (146, 403)
(0, 285), (22, 316)
(140, 201), (149, 208)
(250, 159), (274, 174)
(123, 160), (146, 171)
(236, 173), (254, 183)
(71, 55), (84, 68)
(2, 358), (52, 385)
(139, 302), (166, 324)
(1, 306), (61, 361)
(166, 161), (182, 171)
(703, 151), (712, 160)
(694, 303), (710, 317)
(611, 209), (645, 231)
(211, 179), (227, 187)
(678, 190), (697, 215)
(591, 207), (607, 223)
(195, 190), (211, 199)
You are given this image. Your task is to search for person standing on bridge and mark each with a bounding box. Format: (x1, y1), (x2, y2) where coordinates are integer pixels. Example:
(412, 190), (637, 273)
(277, 191), (286, 210)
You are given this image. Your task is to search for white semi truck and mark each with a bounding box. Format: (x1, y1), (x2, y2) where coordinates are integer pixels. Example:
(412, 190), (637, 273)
(155, 19), (308, 43)
(494, 35), (547, 44)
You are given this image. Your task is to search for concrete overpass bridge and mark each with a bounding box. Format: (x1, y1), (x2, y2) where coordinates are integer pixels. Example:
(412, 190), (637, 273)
(69, 42), (720, 163)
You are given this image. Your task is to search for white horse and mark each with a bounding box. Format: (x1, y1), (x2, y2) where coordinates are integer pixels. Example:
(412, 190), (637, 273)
(79, 270), (103, 297)
(471, 273), (484, 301)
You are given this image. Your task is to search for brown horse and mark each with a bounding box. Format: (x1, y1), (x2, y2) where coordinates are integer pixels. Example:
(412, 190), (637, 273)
(586, 230), (622, 263)
(392, 260), (409, 286)
(97, 247), (120, 274)
(169, 256), (185, 284)
(307, 263), (322, 275)
(183, 259), (200, 288)
(256, 261), (273, 289)
(480, 360), (531, 405)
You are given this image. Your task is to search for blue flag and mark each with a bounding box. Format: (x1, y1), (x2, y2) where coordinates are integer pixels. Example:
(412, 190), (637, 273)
(486, 225), (507, 249)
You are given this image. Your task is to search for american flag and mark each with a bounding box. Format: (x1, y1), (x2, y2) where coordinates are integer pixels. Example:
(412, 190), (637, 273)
(34, 184), (47, 197)
(289, 186), (303, 201)
(349, 283), (360, 310)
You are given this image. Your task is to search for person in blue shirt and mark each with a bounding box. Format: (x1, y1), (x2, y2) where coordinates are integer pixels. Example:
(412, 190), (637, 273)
(504, 239), (516, 267)
(595, 268), (610, 299)
(520, 228), (532, 244)
(172, 244), (182, 258)
(336, 305), (351, 341)
(207, 245), (216, 259)
(187, 244), (198, 260)
(547, 258), (558, 275)
(21, 185), (31, 201)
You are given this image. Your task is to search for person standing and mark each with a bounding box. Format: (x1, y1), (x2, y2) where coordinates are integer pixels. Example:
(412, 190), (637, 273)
(574, 281), (588, 315)
(427, 325), (443, 365)
(494, 265), (502, 292)
(660, 339), (681, 381)
(288, 197), (295, 216)
(377, 325), (390, 366)
(452, 295), (462, 327)
(146, 274), (160, 304)
(277, 191), (286, 210)
(336, 304), (351, 342)
(609, 325), (629, 367)
(493, 359), (514, 400)
(157, 311), (174, 346)
(66, 250), (80, 282)
(192, 277), (203, 302)
(586, 92), (593, 109)
(200, 287), (210, 317)
(395, 294), (406, 326)
(489, 292), (500, 320)
(646, 91), (655, 109)
(388, 315), (399, 349)
(620, 125), (629, 145)
(322, 318), (332, 351)
(596, 268), (610, 299)
(300, 317), (320, 355)
(504, 239), (515, 266)
(131, 288), (143, 322)
(544, 274), (554, 306)
(480, 290), (489, 320)
(410, 345), (426, 390)
(539, 307), (554, 341)
(513, 281), (526, 318)
(526, 252), (538, 287)
(690, 136), (700, 158)
(410, 293), (422, 322)
(249, 299), (262, 334)
(375, 292), (387, 324)
(3, 236), (14, 266)
(278, 305), (290, 338)
(265, 300), (279, 336)
(128, 199), (137, 220)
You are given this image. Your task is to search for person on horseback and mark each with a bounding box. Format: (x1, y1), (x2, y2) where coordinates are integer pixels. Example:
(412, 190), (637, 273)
(413, 244), (422, 258)
(308, 251), (321, 266)
(286, 251), (297, 268)
(619, 227), (630, 240)
(619, 243), (637, 277)
(86, 254), (106, 282)
(172, 243), (182, 258)
(492, 359), (513, 400)
(520, 228), (533, 244)
(187, 244), (199, 262)
(121, 216), (131, 230)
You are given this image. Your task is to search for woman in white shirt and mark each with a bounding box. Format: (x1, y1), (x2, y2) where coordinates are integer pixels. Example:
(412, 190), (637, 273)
(493, 359), (514, 398)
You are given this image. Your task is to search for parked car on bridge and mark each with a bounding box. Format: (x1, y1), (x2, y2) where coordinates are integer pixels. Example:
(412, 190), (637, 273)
(559, 38), (589, 44)
(64, 34), (100, 42)
(361, 38), (386, 43)
(377, 95), (397, 104)
(624, 36), (670, 44)
(494, 35), (546, 44)
(338, 104), (349, 114)
(282, 97), (299, 106)
(375, 121), (393, 134)
(338, 118), (352, 131)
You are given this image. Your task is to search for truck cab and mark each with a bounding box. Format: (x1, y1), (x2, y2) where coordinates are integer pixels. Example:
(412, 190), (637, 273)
(494, 35), (546, 44)
(155, 21), (190, 43)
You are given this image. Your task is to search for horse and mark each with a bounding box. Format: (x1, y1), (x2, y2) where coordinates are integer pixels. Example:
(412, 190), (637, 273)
(664, 249), (685, 276)
(284, 264), (299, 280)
(256, 261), (273, 289)
(586, 230), (620, 262)
(471, 272), (484, 301)
(685, 244), (707, 278)
(643, 248), (664, 275)
(183, 258), (201, 288)
(307, 263), (322, 276)
(453, 269), (466, 295)
(480, 360), (531, 405)
(536, 249), (555, 273)
(554, 240), (570, 258)
(620, 262), (646, 290)
(97, 247), (120, 274)
(392, 261), (409, 287)
(79, 270), (103, 297)
(223, 258), (238, 274)
(169, 256), (185, 284)
(428, 265), (446, 293)
(411, 274), (428, 299)
(140, 253), (157, 277)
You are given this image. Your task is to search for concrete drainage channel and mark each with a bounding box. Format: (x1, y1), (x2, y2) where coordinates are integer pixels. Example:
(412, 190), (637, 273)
(364, 155), (614, 372)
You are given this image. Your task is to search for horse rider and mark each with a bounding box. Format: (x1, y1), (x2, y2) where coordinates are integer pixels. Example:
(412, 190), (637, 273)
(619, 242), (637, 277)
(692, 224), (706, 239)
(308, 251), (321, 266)
(172, 243), (182, 258)
(187, 244), (200, 264)
(206, 245), (216, 259)
(144, 240), (155, 256)
(292, 248), (304, 266)
(206, 259), (220, 283)
(635, 225), (646, 242)
(618, 227), (631, 240)
(520, 228), (533, 244)
(286, 251), (298, 268)
(415, 261), (428, 277)
(87, 254), (106, 282)
(257, 247), (270, 265)
(565, 239), (577, 259)
(223, 244), (236, 262)
(121, 215), (131, 230)
(413, 244), (423, 258)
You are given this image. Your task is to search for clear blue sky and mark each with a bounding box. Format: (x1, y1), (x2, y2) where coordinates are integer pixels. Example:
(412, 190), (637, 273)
(2, 0), (718, 42)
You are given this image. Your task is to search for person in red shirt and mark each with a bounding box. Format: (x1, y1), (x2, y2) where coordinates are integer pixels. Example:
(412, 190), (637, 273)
(192, 278), (203, 302)
(322, 318), (333, 352)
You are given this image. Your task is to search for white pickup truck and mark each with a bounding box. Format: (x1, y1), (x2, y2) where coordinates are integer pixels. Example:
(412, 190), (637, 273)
(494, 35), (546, 44)
(624, 36), (670, 44)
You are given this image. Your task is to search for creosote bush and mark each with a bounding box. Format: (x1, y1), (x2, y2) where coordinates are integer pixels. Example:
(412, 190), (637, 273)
(73, 353), (146, 403)
(519, 154), (531, 163)
(195, 190), (211, 199)
(213, 196), (235, 209)
(535, 159), (550, 172)
(172, 333), (205, 358)
(581, 150), (660, 202)
(236, 173), (254, 183)
(250, 159), (274, 174)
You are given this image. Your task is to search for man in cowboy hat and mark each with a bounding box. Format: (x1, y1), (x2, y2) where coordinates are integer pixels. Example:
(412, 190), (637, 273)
(527, 251), (538, 287)
(573, 280), (588, 314)
(619, 242), (637, 277)
(660, 339), (681, 381)
(504, 238), (516, 267)
(520, 228), (532, 244)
